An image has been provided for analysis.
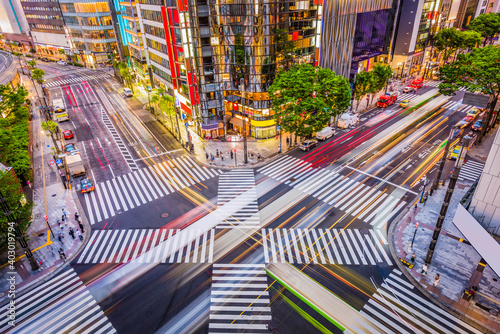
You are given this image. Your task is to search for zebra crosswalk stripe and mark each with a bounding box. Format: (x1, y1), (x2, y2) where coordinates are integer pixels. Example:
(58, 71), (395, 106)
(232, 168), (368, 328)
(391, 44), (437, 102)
(209, 264), (271, 331)
(0, 269), (116, 333)
(459, 160), (484, 182)
(262, 228), (392, 266)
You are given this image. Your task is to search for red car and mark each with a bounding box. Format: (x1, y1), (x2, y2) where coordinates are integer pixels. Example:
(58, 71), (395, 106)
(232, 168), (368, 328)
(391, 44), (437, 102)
(63, 130), (74, 140)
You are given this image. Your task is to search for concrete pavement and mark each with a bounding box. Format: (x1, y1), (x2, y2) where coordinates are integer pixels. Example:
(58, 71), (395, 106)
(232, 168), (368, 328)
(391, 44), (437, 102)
(390, 127), (500, 333)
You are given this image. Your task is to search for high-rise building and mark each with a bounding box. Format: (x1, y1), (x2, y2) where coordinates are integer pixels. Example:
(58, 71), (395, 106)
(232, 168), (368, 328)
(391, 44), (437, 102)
(319, 0), (395, 78)
(20, 0), (71, 58)
(59, 0), (118, 65)
(0, 0), (32, 47)
(137, 0), (322, 140)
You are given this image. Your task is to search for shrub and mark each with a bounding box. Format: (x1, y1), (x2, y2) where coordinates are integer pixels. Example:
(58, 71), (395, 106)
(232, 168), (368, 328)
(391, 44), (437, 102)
(73, 63), (84, 67)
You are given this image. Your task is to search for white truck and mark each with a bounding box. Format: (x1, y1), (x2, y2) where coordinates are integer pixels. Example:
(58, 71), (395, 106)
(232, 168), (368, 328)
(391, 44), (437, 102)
(65, 154), (85, 177)
(316, 127), (336, 141)
(337, 113), (359, 129)
(52, 98), (65, 109)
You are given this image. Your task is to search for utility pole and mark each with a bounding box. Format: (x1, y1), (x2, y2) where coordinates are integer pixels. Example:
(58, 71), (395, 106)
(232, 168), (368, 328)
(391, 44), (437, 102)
(426, 136), (470, 264)
(431, 126), (455, 194)
(0, 189), (39, 271)
(240, 78), (248, 164)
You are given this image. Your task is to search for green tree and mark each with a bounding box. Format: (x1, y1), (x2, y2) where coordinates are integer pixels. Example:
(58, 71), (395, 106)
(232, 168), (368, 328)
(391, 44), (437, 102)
(152, 87), (178, 136)
(12, 52), (23, 69)
(275, 28), (296, 70)
(353, 71), (372, 111)
(31, 69), (45, 85)
(434, 27), (463, 64)
(368, 64), (393, 104)
(268, 63), (351, 138)
(27, 59), (37, 69)
(438, 45), (500, 143)
(118, 62), (134, 93)
(0, 85), (28, 118)
(468, 13), (500, 46)
(0, 170), (34, 253)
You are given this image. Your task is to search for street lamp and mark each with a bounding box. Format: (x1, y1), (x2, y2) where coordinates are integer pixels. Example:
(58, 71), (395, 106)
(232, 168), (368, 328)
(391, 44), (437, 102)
(239, 78), (248, 164)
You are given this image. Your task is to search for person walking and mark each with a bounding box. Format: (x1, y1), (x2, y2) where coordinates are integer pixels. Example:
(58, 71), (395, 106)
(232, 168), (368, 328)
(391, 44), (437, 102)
(286, 137), (290, 147)
(205, 152), (209, 160)
(434, 274), (440, 287)
(258, 153), (261, 161)
(58, 232), (64, 243)
(411, 253), (416, 264)
(61, 214), (66, 223)
(58, 248), (66, 262)
(77, 229), (83, 241)
(69, 227), (75, 239)
(62, 209), (67, 219)
(230, 151), (234, 159)
(421, 264), (428, 275)
(75, 212), (79, 221)
(423, 192), (429, 206)
(414, 203), (418, 213)
(78, 221), (84, 233)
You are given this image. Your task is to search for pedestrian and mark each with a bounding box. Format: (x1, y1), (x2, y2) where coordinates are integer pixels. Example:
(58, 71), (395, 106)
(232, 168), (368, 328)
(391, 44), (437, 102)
(205, 152), (209, 160)
(62, 209), (67, 219)
(69, 227), (75, 239)
(230, 151), (234, 159)
(414, 203), (418, 213)
(411, 253), (416, 264)
(57, 232), (64, 242)
(434, 274), (440, 287)
(211, 155), (214, 162)
(75, 212), (79, 221)
(221, 154), (224, 161)
(61, 214), (66, 223)
(286, 137), (290, 147)
(216, 149), (219, 157)
(27, 181), (31, 188)
(78, 221), (84, 233)
(421, 264), (428, 275)
(77, 229), (83, 241)
(58, 219), (64, 230)
(258, 153), (261, 160)
(423, 192), (429, 206)
(58, 248), (66, 262)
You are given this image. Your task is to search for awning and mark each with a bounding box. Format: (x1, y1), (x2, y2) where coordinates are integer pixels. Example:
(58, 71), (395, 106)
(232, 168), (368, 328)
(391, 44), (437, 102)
(201, 123), (221, 130)
(453, 205), (500, 276)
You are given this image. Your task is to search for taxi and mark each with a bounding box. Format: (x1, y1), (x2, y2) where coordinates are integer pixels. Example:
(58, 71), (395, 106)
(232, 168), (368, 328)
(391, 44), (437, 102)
(399, 99), (411, 108)
(81, 178), (95, 194)
(449, 145), (462, 160)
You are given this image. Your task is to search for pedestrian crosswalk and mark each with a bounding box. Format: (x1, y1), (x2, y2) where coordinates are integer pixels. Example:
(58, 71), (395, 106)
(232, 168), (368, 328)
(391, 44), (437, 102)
(209, 263), (272, 333)
(261, 228), (392, 266)
(439, 100), (478, 114)
(45, 73), (111, 87)
(258, 156), (406, 228)
(459, 159), (484, 182)
(101, 108), (138, 172)
(0, 268), (116, 334)
(83, 156), (223, 225)
(76, 228), (215, 264)
(348, 269), (483, 333)
(217, 169), (260, 229)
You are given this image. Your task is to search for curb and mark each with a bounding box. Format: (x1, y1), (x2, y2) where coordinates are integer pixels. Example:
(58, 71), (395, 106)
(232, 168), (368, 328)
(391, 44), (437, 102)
(388, 195), (496, 334)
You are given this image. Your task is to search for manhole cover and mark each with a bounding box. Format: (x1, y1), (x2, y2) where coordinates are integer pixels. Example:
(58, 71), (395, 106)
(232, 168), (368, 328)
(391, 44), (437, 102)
(360, 228), (369, 235)
(160, 213), (170, 218)
(34, 213), (41, 219)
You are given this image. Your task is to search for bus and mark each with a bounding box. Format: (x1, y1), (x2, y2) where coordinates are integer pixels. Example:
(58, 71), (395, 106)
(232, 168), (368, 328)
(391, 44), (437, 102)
(52, 98), (69, 122)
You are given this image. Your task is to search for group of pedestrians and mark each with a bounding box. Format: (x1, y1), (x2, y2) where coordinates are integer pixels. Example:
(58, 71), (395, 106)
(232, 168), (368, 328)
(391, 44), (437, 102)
(56, 209), (85, 262)
(205, 149), (261, 163)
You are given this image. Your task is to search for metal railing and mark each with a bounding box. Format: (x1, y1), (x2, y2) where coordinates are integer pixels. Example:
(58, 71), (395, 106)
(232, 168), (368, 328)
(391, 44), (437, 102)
(0, 51), (14, 74)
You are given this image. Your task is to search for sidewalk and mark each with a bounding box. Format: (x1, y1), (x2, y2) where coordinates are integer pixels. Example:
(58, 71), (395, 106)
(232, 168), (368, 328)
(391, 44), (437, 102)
(0, 75), (89, 301)
(390, 131), (500, 333)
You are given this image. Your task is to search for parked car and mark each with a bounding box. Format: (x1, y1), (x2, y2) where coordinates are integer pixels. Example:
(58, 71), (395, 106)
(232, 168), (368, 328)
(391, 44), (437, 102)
(63, 130), (74, 140)
(467, 107), (481, 119)
(123, 88), (133, 97)
(403, 86), (413, 93)
(472, 119), (483, 131)
(399, 99), (411, 108)
(64, 143), (76, 153)
(40, 57), (49, 62)
(81, 178), (95, 194)
(299, 140), (318, 151)
(57, 60), (67, 65)
(455, 116), (474, 129)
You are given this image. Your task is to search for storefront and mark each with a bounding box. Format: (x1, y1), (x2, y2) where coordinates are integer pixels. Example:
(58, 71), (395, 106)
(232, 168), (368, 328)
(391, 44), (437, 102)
(252, 119), (276, 139)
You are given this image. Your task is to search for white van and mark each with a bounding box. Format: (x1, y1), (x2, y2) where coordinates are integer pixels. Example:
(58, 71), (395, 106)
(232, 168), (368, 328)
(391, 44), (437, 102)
(316, 127), (336, 141)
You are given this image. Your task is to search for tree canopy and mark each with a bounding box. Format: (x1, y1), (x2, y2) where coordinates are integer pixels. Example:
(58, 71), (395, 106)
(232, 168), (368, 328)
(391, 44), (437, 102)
(0, 170), (34, 252)
(268, 63), (351, 138)
(31, 69), (45, 84)
(353, 71), (372, 110)
(468, 13), (500, 46)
